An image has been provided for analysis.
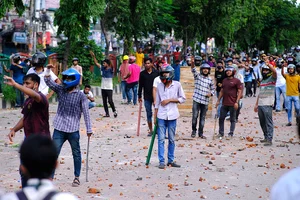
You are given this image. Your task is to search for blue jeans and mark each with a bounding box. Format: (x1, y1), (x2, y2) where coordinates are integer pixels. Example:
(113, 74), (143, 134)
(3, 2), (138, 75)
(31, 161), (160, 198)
(121, 81), (127, 100)
(286, 96), (300, 123)
(157, 119), (177, 164)
(216, 91), (223, 117)
(192, 101), (208, 136)
(126, 83), (138, 105)
(258, 106), (273, 141)
(219, 105), (236, 136)
(144, 99), (153, 123)
(15, 88), (24, 106)
(275, 85), (286, 111)
(52, 129), (81, 177)
(89, 102), (96, 109)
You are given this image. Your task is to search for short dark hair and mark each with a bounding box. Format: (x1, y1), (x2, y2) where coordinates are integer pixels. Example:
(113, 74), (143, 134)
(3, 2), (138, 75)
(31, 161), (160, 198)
(102, 59), (111, 65)
(85, 85), (91, 89)
(20, 135), (57, 179)
(144, 58), (152, 63)
(23, 73), (40, 86)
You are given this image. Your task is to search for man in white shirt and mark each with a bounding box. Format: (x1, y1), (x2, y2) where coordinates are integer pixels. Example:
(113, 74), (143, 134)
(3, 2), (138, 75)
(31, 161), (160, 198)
(154, 65), (186, 169)
(27, 52), (59, 98)
(275, 58), (287, 112)
(81, 85), (96, 109)
(250, 58), (262, 97)
(70, 58), (83, 86)
(2, 135), (78, 200)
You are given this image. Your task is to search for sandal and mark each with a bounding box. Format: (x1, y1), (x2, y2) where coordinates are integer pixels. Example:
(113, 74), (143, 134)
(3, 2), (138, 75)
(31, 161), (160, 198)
(72, 177), (80, 187)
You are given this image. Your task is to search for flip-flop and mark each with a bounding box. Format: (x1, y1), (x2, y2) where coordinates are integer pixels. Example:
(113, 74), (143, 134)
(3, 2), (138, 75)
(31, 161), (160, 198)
(72, 177), (80, 187)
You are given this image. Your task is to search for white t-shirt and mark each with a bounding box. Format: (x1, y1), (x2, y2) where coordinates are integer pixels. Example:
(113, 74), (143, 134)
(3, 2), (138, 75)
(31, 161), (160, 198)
(153, 76), (161, 88)
(271, 167), (300, 200)
(27, 67), (58, 95)
(1, 179), (78, 200)
(276, 67), (287, 87)
(80, 90), (94, 102)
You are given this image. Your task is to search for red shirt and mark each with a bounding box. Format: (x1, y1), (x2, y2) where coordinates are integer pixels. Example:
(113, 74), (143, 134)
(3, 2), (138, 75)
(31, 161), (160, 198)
(173, 52), (180, 61)
(221, 77), (242, 106)
(22, 92), (50, 137)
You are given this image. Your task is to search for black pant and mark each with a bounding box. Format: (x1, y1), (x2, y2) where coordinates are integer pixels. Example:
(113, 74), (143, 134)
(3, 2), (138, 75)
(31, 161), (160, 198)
(251, 79), (257, 95)
(101, 89), (116, 115)
(245, 82), (252, 96)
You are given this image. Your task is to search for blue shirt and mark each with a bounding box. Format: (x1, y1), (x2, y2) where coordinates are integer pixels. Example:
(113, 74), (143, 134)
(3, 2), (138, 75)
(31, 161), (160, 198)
(10, 62), (26, 84)
(101, 66), (114, 78)
(172, 64), (181, 81)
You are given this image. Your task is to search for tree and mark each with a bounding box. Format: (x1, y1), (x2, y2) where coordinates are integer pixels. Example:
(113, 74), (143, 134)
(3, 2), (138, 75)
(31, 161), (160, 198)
(54, 0), (105, 69)
(100, 0), (176, 55)
(0, 0), (25, 18)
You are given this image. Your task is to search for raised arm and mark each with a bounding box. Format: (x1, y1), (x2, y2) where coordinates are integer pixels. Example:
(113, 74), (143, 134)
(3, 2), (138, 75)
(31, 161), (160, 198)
(4, 75), (42, 102)
(90, 51), (101, 68)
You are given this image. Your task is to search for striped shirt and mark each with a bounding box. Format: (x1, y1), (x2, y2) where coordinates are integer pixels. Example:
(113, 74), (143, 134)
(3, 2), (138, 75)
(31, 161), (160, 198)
(44, 77), (92, 133)
(191, 67), (215, 105)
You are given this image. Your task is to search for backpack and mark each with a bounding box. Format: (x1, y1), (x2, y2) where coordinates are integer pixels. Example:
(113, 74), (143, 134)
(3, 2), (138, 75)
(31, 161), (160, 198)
(16, 190), (57, 200)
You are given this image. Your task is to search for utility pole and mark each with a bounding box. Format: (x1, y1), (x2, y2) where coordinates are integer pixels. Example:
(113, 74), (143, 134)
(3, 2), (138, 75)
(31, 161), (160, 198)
(28, 0), (34, 54)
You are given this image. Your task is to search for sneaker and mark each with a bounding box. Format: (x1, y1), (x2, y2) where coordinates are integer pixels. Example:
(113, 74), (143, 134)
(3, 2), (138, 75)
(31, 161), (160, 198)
(275, 110), (281, 112)
(191, 131), (196, 138)
(114, 111), (118, 118)
(226, 134), (233, 140)
(253, 94), (256, 97)
(260, 139), (268, 143)
(216, 134), (223, 139)
(264, 141), (272, 146)
(199, 135), (207, 139)
(286, 122), (292, 126)
(167, 162), (181, 168)
(103, 114), (110, 117)
(127, 101), (133, 105)
(225, 116), (230, 120)
(158, 163), (165, 169)
(147, 133), (152, 137)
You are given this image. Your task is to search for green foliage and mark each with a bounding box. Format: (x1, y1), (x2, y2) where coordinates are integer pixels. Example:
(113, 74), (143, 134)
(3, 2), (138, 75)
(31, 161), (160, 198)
(54, 0), (105, 41)
(51, 40), (103, 85)
(0, 0), (25, 18)
(3, 85), (16, 103)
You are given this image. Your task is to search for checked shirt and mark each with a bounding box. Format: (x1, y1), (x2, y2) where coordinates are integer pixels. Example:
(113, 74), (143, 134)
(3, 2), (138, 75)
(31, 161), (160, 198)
(191, 67), (215, 105)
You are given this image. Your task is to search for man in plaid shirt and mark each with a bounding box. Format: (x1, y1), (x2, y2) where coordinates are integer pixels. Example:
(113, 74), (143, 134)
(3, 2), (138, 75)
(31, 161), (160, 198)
(191, 58), (215, 138)
(45, 65), (92, 187)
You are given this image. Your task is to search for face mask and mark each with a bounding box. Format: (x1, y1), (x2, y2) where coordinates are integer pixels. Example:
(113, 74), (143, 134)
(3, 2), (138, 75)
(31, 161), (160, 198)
(217, 66), (222, 70)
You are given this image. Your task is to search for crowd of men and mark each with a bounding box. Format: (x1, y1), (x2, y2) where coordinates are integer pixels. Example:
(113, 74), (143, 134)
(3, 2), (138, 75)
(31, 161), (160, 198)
(1, 46), (300, 199)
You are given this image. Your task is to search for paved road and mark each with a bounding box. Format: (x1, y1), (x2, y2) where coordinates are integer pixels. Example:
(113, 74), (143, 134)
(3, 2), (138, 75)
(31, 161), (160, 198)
(0, 93), (299, 199)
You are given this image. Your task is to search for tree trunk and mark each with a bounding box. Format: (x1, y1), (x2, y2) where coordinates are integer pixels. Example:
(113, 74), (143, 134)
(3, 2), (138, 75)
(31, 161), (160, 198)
(62, 39), (70, 71)
(100, 19), (110, 57)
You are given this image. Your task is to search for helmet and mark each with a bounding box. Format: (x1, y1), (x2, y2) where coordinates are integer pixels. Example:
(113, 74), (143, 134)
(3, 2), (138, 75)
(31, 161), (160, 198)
(186, 56), (192, 66)
(194, 56), (202, 66)
(72, 58), (79, 62)
(129, 56), (136, 61)
(251, 58), (258, 62)
(276, 58), (284, 68)
(159, 65), (174, 83)
(261, 64), (272, 79)
(123, 55), (129, 60)
(200, 63), (210, 76)
(62, 68), (81, 89)
(12, 55), (21, 63)
(226, 57), (233, 63)
(288, 64), (296, 69)
(32, 52), (47, 67)
(287, 64), (296, 75)
(225, 67), (236, 76)
(296, 46), (300, 51)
